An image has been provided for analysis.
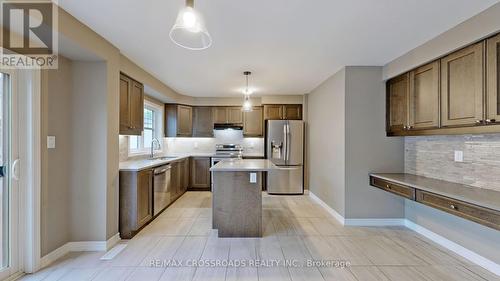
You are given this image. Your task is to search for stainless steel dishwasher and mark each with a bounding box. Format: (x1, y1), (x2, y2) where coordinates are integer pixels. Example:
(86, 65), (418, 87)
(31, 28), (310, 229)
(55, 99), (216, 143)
(153, 164), (171, 216)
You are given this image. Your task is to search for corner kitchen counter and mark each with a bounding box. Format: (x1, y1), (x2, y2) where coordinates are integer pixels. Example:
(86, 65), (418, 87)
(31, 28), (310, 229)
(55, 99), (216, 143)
(119, 153), (265, 172)
(211, 159), (276, 238)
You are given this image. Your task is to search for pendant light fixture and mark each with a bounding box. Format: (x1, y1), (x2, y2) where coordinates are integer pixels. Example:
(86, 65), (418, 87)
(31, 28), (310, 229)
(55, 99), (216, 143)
(169, 0), (212, 50)
(242, 71), (253, 112)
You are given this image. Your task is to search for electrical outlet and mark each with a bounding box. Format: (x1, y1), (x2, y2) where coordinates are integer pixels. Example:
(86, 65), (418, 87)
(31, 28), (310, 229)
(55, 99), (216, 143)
(47, 136), (56, 149)
(454, 150), (464, 162)
(249, 173), (257, 183)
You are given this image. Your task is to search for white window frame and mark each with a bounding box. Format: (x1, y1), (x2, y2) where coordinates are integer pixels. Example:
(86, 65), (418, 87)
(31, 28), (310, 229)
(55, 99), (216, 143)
(128, 100), (163, 156)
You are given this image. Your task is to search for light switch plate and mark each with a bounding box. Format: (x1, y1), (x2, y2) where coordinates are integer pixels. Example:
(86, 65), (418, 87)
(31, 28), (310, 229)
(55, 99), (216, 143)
(47, 136), (56, 149)
(249, 173), (257, 183)
(454, 150), (463, 162)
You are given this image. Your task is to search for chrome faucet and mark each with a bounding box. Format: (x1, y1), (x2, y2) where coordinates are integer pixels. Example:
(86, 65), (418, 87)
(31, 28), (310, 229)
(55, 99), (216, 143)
(151, 138), (161, 159)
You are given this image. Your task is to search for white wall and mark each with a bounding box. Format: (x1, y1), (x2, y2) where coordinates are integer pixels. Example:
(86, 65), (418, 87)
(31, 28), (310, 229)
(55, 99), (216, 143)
(307, 68), (346, 216)
(383, 2), (500, 79)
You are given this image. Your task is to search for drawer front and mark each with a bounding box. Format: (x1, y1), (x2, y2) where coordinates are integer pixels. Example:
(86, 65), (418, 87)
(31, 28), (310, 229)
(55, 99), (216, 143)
(416, 190), (500, 231)
(370, 177), (415, 200)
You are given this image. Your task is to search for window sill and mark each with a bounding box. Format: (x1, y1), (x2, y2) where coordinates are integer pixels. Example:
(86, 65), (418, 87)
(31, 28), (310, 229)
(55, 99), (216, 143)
(128, 150), (163, 157)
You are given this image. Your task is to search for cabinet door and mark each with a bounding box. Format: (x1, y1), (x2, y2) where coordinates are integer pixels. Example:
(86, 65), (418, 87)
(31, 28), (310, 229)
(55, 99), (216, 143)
(119, 75), (131, 134)
(409, 61), (440, 130)
(441, 42), (484, 127)
(193, 107), (213, 137)
(177, 105), (193, 136)
(213, 107), (228, 123)
(190, 157), (211, 189)
(129, 81), (144, 135)
(227, 107), (243, 123)
(387, 73), (409, 132)
(283, 105), (302, 120)
(264, 105), (283, 120)
(487, 34), (500, 122)
(243, 107), (263, 136)
(182, 158), (190, 192)
(170, 162), (181, 198)
(137, 169), (153, 228)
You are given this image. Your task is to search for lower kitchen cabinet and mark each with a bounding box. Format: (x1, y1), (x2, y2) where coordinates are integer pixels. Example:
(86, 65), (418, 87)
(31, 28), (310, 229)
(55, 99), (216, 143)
(190, 157), (211, 190)
(119, 169), (153, 239)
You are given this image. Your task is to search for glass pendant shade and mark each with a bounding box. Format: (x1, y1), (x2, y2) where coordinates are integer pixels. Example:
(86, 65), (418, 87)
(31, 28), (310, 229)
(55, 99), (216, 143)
(242, 95), (252, 112)
(169, 6), (212, 50)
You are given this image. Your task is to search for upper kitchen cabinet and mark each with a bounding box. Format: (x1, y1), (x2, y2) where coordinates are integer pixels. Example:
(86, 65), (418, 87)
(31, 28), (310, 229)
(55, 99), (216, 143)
(212, 107), (243, 124)
(243, 107), (264, 136)
(263, 104), (302, 120)
(283, 104), (303, 120)
(408, 61), (440, 130)
(487, 34), (500, 123)
(386, 73), (409, 134)
(441, 42), (484, 127)
(165, 104), (193, 137)
(193, 107), (214, 137)
(119, 73), (144, 135)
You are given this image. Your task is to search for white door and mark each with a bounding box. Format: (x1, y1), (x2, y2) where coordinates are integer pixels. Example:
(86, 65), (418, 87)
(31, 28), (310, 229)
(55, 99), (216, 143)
(0, 70), (20, 280)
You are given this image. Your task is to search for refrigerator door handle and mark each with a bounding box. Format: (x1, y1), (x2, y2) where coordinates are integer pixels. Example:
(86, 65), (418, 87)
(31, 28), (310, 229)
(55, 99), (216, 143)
(286, 123), (291, 164)
(283, 124), (287, 163)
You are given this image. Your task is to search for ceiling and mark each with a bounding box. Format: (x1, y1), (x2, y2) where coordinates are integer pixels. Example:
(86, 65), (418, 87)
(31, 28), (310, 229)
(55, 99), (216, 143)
(58, 0), (498, 97)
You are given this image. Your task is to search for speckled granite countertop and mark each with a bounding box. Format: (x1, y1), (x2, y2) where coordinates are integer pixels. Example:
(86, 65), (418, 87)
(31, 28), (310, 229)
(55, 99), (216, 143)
(370, 173), (500, 212)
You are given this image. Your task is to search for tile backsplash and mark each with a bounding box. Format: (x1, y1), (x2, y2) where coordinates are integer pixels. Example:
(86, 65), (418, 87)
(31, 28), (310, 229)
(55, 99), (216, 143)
(405, 134), (500, 192)
(119, 130), (264, 162)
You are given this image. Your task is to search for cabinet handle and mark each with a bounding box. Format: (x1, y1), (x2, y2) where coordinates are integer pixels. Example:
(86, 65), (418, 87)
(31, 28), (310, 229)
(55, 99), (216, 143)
(450, 204), (457, 210)
(475, 120), (484, 125)
(385, 184), (391, 189)
(403, 126), (407, 130)
(485, 119), (496, 124)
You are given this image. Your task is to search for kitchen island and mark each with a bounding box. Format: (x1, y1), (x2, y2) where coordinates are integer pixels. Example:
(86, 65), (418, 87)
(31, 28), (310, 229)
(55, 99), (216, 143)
(210, 159), (277, 237)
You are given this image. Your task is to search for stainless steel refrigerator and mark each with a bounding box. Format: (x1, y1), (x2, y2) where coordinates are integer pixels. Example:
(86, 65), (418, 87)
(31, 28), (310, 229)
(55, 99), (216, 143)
(266, 120), (304, 194)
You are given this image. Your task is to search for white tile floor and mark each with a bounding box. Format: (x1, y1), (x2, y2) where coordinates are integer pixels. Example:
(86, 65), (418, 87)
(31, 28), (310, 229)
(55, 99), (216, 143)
(19, 192), (499, 281)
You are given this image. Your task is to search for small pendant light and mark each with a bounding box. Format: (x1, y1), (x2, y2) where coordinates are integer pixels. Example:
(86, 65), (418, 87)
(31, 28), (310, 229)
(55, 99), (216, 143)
(242, 71), (253, 112)
(169, 0), (212, 50)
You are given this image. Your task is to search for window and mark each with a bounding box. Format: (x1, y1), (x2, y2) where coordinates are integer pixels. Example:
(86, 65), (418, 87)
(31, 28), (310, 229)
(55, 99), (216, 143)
(129, 100), (163, 154)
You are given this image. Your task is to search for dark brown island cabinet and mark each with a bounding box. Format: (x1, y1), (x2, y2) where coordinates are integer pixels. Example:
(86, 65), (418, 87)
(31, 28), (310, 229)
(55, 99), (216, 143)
(386, 32), (500, 136)
(119, 73), (144, 135)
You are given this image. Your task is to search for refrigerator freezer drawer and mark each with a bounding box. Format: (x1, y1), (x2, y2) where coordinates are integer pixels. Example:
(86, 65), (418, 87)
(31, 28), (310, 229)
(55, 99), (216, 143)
(267, 166), (303, 194)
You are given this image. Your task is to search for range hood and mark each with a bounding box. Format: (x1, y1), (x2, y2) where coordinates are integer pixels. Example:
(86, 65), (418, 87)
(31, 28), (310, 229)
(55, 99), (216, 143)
(213, 123), (243, 130)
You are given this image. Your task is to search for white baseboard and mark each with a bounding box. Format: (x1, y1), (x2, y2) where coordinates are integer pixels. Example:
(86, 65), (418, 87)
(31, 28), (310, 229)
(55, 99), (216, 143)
(308, 191), (345, 225)
(344, 218), (406, 226)
(404, 220), (500, 276)
(40, 233), (121, 269)
(308, 192), (499, 276)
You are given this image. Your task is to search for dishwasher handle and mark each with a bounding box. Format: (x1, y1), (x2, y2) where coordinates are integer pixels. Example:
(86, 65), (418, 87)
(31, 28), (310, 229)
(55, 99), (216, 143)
(154, 165), (172, 175)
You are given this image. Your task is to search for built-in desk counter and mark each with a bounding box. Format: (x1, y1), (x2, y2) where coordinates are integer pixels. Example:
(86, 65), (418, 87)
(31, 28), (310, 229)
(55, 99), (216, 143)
(369, 173), (500, 231)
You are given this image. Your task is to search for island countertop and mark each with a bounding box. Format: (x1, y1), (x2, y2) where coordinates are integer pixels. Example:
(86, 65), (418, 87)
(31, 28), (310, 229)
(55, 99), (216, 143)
(210, 159), (277, 172)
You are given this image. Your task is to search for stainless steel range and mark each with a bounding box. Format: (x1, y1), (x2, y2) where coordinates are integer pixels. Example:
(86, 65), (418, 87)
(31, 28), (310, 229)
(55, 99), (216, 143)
(211, 144), (243, 190)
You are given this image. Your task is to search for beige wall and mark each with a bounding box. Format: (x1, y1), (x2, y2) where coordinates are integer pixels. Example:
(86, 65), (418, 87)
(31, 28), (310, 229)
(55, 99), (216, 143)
(307, 67), (405, 219)
(383, 2), (500, 80)
(40, 56), (72, 256)
(307, 68), (346, 216)
(344, 66), (404, 218)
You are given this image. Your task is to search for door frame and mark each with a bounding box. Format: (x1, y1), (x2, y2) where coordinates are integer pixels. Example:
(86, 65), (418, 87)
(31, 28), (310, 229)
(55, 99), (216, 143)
(0, 59), (42, 277)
